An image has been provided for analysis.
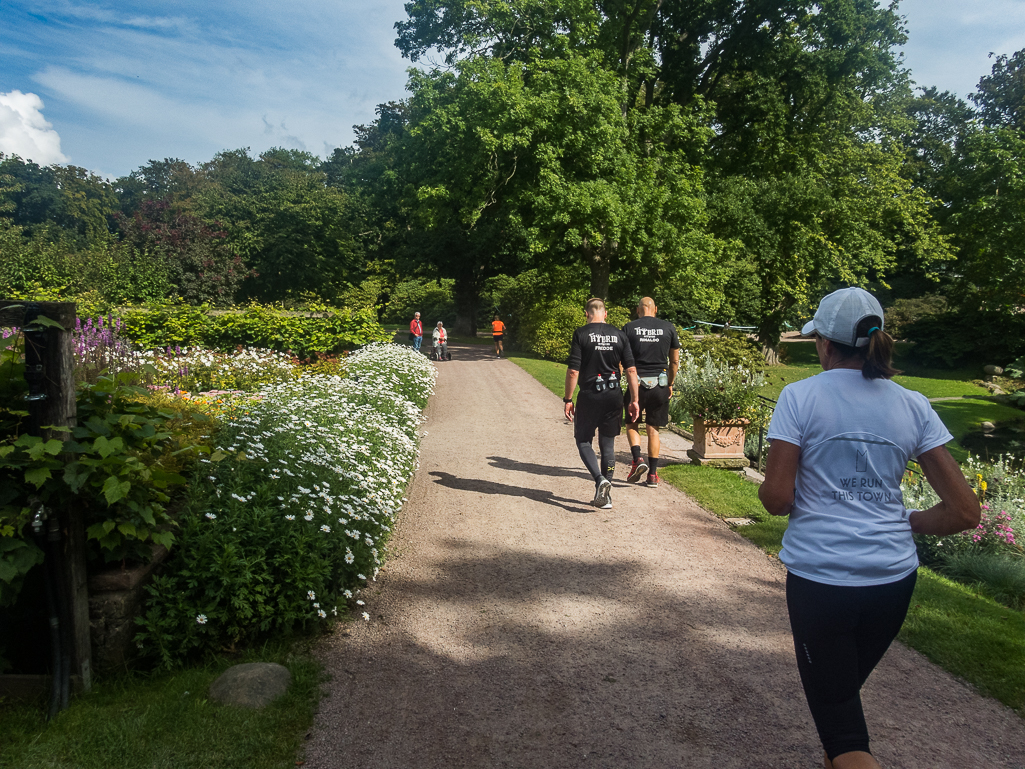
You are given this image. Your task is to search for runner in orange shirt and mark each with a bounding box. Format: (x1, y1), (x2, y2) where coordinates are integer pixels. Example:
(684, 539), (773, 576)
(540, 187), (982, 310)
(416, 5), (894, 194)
(491, 315), (506, 358)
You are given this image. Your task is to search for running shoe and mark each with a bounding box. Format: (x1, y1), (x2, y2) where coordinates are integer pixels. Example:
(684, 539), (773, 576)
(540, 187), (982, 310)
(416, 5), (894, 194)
(645, 473), (660, 488)
(626, 459), (649, 483)
(591, 478), (613, 509)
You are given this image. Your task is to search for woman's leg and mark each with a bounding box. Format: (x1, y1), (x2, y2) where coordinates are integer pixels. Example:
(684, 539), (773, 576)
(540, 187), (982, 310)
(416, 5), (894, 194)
(787, 571), (916, 764)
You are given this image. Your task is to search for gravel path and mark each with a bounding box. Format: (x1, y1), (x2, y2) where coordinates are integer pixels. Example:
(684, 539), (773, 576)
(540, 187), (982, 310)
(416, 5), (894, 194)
(305, 345), (1025, 769)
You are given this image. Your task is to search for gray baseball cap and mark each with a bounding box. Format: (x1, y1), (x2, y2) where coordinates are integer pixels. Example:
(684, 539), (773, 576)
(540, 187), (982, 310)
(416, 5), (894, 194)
(801, 287), (884, 348)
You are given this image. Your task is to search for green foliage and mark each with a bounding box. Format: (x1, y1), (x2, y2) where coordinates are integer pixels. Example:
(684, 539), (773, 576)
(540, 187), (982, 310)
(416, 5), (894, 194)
(904, 309), (1025, 368)
(119, 303), (210, 348)
(118, 302), (391, 359)
(669, 352), (765, 424)
(883, 294), (949, 340)
(1007, 356), (1025, 380)
(382, 278), (457, 326)
(0, 537), (43, 608)
(115, 201), (250, 306)
(136, 345), (434, 667)
(0, 372), (202, 609)
(522, 301), (583, 362)
(677, 330), (766, 372)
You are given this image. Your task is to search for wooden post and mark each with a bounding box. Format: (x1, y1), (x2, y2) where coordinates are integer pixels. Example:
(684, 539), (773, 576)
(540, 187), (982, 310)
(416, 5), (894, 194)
(0, 300), (90, 691)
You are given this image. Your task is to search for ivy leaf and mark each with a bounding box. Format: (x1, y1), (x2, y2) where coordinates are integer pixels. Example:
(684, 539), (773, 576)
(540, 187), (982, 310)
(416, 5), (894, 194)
(25, 315), (64, 330)
(24, 467), (51, 488)
(93, 436), (124, 459)
(102, 476), (131, 505)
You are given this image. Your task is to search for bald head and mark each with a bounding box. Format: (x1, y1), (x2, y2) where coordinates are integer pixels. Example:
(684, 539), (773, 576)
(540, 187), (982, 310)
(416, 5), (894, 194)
(637, 297), (657, 318)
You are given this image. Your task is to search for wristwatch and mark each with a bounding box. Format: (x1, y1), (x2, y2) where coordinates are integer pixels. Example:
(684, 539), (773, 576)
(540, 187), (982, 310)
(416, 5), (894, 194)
(563, 397), (573, 403)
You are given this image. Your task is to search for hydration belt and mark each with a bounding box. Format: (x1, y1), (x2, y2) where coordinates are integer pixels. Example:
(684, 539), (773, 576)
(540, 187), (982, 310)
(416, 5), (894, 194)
(592, 372), (620, 392)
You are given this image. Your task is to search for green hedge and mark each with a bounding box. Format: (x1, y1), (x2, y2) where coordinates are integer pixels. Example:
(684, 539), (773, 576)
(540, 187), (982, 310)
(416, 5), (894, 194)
(117, 303), (391, 358)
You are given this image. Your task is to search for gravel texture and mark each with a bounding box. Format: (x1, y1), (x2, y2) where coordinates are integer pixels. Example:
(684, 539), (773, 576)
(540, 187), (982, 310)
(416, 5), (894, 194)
(305, 344), (1025, 769)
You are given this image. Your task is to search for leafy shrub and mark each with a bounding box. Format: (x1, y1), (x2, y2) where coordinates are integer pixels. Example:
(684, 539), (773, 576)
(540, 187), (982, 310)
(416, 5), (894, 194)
(1007, 356), (1025, 379)
(382, 278), (457, 327)
(1, 370), (207, 609)
(135, 344), (435, 668)
(118, 302), (391, 358)
(883, 294), (948, 340)
(522, 301), (583, 361)
(669, 352), (765, 423)
(119, 304), (209, 348)
(904, 309), (1025, 368)
(514, 295), (632, 362)
(678, 329), (766, 372)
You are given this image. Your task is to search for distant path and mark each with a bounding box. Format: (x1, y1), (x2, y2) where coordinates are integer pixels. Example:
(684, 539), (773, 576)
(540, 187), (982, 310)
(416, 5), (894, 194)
(305, 343), (1025, 769)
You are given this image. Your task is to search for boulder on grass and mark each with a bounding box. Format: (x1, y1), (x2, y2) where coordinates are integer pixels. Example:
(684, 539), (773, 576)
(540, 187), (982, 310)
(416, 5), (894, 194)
(209, 662), (291, 708)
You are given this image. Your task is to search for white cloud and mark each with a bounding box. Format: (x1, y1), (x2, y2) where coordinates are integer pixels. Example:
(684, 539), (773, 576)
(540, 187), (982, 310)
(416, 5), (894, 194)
(0, 90), (69, 165)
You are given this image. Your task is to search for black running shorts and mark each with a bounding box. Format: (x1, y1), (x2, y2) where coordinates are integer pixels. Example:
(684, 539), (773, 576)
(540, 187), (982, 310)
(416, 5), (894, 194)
(574, 389), (624, 442)
(626, 384), (670, 427)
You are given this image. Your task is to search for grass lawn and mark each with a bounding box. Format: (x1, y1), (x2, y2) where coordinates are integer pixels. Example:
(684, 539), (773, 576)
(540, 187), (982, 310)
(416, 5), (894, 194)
(901, 569), (1025, 713)
(658, 465), (787, 555)
(506, 351), (577, 400)
(760, 342), (993, 402)
(0, 646), (322, 769)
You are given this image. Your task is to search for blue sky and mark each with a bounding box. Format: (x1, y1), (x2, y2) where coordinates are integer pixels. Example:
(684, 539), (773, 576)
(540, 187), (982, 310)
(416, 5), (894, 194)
(1, 0), (1025, 179)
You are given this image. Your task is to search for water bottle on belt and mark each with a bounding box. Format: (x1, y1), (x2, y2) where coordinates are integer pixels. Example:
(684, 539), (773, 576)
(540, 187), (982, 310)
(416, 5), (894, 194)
(595, 374), (605, 392)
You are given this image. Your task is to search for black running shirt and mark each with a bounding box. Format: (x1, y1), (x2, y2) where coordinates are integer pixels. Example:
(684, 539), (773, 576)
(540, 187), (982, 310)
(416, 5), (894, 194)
(622, 317), (681, 377)
(567, 323), (635, 386)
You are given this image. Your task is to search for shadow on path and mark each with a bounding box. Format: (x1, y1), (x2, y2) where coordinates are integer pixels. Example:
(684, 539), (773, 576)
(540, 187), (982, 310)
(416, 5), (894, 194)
(486, 455), (593, 481)
(429, 471), (594, 513)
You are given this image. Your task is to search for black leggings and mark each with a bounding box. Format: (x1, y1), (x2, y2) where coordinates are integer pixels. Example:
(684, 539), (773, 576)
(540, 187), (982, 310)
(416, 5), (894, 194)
(577, 434), (615, 483)
(786, 570), (917, 760)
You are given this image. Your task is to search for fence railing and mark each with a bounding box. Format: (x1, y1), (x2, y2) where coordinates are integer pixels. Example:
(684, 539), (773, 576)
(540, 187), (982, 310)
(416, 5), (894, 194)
(754, 394), (777, 474)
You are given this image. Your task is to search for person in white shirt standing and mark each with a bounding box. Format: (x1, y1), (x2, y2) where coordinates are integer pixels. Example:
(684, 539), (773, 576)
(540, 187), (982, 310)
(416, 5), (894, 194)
(759, 287), (979, 769)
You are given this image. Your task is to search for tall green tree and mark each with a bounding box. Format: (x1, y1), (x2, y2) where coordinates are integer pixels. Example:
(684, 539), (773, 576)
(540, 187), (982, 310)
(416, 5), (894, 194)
(398, 48), (724, 329)
(394, 1), (951, 355)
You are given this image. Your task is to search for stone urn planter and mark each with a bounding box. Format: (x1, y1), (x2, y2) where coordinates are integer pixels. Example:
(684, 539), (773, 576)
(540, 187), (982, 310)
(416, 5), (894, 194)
(687, 417), (750, 468)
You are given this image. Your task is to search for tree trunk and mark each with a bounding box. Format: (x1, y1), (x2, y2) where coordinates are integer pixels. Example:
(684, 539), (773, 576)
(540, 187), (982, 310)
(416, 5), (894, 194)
(587, 245), (612, 300)
(452, 274), (479, 336)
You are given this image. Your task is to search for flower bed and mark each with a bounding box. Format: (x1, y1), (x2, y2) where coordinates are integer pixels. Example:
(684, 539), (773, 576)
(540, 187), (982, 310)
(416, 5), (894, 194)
(905, 455), (1025, 610)
(135, 344), (436, 668)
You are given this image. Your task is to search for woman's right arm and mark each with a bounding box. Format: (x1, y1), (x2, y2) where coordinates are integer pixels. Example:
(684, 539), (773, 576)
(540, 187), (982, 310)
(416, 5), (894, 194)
(759, 440), (801, 517)
(909, 445), (981, 535)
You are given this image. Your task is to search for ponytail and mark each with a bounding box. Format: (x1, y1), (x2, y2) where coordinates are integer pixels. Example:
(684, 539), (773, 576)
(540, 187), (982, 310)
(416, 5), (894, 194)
(862, 326), (898, 380)
(830, 317), (900, 379)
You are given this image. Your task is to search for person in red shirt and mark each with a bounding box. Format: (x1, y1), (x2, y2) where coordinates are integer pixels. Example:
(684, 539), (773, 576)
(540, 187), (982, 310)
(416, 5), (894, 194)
(491, 315), (506, 357)
(409, 312), (423, 352)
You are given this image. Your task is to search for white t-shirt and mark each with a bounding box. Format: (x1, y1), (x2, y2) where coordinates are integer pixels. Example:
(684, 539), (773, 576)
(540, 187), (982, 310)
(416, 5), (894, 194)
(767, 369), (953, 586)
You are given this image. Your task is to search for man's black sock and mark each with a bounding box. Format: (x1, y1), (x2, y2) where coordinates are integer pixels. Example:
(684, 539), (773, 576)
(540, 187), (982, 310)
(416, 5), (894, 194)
(648, 456), (660, 474)
(630, 444), (642, 462)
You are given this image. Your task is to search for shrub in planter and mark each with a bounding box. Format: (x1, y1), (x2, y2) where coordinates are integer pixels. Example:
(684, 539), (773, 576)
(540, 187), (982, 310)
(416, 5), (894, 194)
(669, 352), (765, 425)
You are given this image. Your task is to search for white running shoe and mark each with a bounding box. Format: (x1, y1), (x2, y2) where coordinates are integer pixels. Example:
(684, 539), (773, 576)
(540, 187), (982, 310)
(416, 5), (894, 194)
(591, 478), (613, 509)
